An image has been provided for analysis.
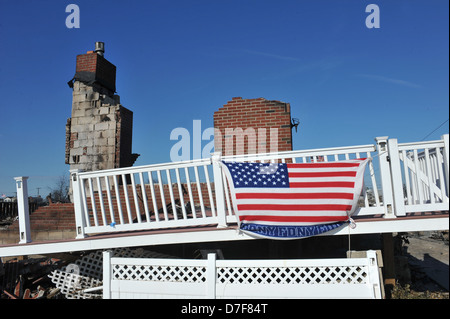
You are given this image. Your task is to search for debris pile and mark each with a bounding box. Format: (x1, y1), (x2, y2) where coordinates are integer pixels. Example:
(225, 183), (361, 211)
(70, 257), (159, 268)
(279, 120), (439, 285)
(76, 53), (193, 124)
(1, 257), (66, 299)
(1, 247), (173, 299)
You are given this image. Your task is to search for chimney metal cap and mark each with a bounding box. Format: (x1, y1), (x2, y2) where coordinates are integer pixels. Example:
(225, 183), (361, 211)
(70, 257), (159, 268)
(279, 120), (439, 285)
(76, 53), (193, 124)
(95, 42), (105, 56)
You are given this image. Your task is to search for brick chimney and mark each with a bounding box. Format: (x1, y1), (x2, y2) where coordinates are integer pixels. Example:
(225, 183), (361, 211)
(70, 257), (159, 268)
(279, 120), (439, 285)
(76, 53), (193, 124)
(214, 97), (293, 156)
(65, 42), (139, 174)
(69, 42), (116, 94)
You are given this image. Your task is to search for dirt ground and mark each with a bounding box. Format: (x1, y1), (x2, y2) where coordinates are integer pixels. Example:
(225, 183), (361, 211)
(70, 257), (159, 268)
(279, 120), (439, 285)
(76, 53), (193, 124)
(394, 231), (449, 298)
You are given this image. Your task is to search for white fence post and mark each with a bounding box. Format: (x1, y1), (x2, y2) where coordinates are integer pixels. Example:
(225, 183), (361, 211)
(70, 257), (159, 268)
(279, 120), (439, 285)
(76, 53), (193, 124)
(14, 176), (31, 244)
(70, 169), (87, 239)
(366, 250), (383, 299)
(375, 137), (395, 218)
(211, 152), (227, 228)
(206, 253), (217, 298)
(102, 250), (112, 299)
(387, 138), (406, 217)
(442, 134), (449, 201)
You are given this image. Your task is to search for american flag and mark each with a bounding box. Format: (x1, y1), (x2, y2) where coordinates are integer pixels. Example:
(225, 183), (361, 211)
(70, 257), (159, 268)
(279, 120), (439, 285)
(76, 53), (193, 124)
(222, 158), (369, 239)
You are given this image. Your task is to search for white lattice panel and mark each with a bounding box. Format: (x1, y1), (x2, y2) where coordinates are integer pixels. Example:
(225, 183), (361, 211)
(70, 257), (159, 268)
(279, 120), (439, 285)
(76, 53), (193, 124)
(217, 265), (368, 285)
(49, 247), (173, 299)
(113, 264), (207, 282)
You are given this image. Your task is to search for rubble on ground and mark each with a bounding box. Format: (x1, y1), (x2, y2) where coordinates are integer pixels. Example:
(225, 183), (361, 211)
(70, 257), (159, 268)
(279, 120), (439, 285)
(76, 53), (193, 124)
(1, 247), (173, 299)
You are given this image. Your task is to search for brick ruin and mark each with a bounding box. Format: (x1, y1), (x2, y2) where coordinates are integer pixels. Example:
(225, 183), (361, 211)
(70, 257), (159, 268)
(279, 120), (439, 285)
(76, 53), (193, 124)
(1, 44), (298, 244)
(214, 97), (293, 156)
(65, 43), (295, 172)
(65, 42), (139, 172)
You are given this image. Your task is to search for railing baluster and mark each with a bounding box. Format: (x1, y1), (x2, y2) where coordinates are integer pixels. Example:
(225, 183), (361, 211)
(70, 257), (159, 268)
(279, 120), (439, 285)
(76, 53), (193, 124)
(139, 172), (151, 222)
(442, 134), (449, 197)
(113, 175), (124, 225)
(409, 155), (419, 204)
(97, 177), (106, 226)
(436, 147), (447, 202)
(88, 177), (99, 226)
(157, 170), (168, 221)
(96, 177), (107, 225)
(367, 152), (380, 207)
(204, 165), (216, 217)
(130, 174), (142, 223)
(194, 166), (206, 218)
(104, 177), (115, 225)
(413, 149), (424, 204)
(424, 149), (435, 204)
(121, 174), (133, 224)
(147, 171), (160, 222)
(184, 167), (196, 218)
(402, 150), (412, 205)
(222, 169), (233, 217)
(175, 168), (187, 219)
(166, 169), (177, 220)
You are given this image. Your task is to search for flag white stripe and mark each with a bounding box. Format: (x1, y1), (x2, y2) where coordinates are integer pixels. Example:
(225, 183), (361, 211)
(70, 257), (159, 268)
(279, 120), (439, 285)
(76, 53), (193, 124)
(236, 198), (354, 205)
(233, 188), (355, 194)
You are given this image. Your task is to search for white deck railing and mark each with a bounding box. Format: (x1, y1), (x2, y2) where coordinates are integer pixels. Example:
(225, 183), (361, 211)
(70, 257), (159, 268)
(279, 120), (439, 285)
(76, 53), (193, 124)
(14, 134), (449, 241)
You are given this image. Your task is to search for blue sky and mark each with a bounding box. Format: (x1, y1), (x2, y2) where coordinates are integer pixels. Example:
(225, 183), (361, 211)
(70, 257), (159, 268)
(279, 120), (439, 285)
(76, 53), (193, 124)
(0, 0), (448, 197)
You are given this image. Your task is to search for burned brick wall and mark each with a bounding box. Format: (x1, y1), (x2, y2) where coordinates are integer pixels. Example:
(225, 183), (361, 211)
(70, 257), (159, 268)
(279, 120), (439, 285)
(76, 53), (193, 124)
(213, 97), (293, 156)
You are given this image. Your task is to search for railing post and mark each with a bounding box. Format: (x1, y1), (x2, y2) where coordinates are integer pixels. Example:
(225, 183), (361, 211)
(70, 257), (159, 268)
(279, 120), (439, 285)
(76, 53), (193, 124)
(206, 253), (217, 299)
(387, 138), (406, 217)
(70, 169), (87, 239)
(375, 137), (395, 219)
(14, 176), (31, 244)
(442, 134), (449, 201)
(211, 152), (227, 228)
(102, 250), (112, 299)
(366, 250), (382, 299)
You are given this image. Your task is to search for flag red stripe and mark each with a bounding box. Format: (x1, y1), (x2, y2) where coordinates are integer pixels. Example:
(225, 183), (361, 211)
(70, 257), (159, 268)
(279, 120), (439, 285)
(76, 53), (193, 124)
(289, 182), (355, 188)
(288, 171), (357, 178)
(239, 215), (349, 222)
(287, 162), (362, 168)
(236, 192), (354, 200)
(237, 204), (353, 211)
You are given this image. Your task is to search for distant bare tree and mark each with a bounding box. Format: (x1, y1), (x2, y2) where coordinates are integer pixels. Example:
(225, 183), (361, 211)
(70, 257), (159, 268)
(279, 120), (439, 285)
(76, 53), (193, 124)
(48, 175), (70, 203)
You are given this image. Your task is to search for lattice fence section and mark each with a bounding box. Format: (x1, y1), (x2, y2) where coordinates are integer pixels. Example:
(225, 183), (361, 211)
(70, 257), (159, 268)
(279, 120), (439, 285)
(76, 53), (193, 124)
(104, 251), (382, 298)
(48, 247), (173, 299)
(112, 264), (207, 282)
(217, 265), (368, 285)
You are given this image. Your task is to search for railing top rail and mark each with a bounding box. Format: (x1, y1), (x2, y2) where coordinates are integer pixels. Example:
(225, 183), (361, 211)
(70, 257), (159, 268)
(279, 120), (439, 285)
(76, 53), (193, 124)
(76, 157), (213, 178)
(222, 144), (376, 162)
(397, 138), (445, 151)
(74, 143), (377, 179)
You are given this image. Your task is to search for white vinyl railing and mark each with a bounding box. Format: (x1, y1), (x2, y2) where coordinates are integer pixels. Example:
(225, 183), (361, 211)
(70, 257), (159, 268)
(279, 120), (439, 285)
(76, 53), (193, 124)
(70, 157), (227, 238)
(14, 134), (449, 242)
(398, 139), (449, 212)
